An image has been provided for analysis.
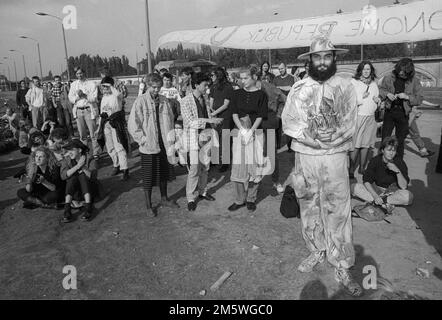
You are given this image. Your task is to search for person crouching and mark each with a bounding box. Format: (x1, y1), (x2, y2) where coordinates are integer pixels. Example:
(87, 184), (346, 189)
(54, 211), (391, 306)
(60, 139), (94, 223)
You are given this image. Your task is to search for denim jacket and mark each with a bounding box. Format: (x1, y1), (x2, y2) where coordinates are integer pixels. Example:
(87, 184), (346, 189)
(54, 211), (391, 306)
(378, 73), (423, 115)
(128, 93), (175, 155)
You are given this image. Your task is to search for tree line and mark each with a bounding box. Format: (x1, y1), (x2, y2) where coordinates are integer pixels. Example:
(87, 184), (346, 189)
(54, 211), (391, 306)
(4, 38), (442, 85)
(148, 39), (442, 69)
(61, 54), (137, 79)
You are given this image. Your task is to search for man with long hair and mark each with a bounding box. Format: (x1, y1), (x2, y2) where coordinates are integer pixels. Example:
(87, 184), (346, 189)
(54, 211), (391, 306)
(282, 36), (362, 296)
(379, 58), (423, 158)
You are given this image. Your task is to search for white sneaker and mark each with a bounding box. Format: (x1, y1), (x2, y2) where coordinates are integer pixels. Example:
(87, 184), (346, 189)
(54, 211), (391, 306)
(297, 251), (325, 273)
(334, 267), (363, 297)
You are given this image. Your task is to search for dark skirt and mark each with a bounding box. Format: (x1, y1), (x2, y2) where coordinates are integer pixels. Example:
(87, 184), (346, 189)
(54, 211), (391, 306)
(141, 151), (169, 191)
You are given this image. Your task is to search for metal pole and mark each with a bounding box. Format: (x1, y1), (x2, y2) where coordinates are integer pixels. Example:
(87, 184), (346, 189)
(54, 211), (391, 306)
(136, 51), (140, 82)
(61, 23), (71, 81)
(268, 48), (272, 68)
(144, 0), (152, 74)
(22, 54), (27, 80)
(1, 70), (4, 91)
(37, 42), (43, 79)
(13, 60), (18, 89)
(360, 44), (363, 61)
(7, 65), (12, 91)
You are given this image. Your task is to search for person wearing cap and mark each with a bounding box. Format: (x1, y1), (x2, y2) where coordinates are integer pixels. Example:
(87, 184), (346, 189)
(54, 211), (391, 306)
(60, 139), (94, 223)
(281, 36), (362, 296)
(68, 67), (100, 158)
(96, 76), (130, 180)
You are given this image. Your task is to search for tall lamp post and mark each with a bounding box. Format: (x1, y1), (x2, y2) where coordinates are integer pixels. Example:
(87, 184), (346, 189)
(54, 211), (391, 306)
(0, 63), (6, 91)
(36, 12), (71, 81)
(20, 36), (43, 79)
(144, 0), (153, 74)
(0, 60), (12, 91)
(136, 43), (144, 82)
(9, 49), (27, 81)
(4, 57), (18, 90)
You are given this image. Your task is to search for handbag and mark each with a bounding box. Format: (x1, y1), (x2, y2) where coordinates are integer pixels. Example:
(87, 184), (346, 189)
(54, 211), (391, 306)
(352, 202), (387, 222)
(280, 185), (300, 219)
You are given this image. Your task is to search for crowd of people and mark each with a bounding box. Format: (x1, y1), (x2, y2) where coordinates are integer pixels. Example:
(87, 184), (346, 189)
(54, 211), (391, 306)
(2, 35), (441, 297)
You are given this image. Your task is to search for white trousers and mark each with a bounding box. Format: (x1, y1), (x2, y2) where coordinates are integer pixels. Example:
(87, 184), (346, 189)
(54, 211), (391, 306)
(104, 123), (128, 170)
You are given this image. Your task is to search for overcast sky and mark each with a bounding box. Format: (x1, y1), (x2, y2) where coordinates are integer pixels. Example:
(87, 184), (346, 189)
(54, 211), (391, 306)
(0, 0), (395, 80)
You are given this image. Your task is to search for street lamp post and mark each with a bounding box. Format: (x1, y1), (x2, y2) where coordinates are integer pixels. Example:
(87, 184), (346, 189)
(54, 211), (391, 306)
(20, 36), (43, 79)
(144, 0), (153, 74)
(1, 59), (12, 91)
(4, 57), (18, 89)
(135, 43), (144, 82)
(10, 49), (27, 81)
(36, 12), (71, 81)
(6, 64), (12, 91)
(0, 63), (5, 91)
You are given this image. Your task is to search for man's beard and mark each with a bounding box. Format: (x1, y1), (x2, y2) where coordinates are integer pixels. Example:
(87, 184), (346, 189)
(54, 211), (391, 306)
(308, 60), (337, 82)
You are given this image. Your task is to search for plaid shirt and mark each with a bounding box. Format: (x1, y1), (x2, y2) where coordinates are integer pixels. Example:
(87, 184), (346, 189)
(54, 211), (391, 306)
(51, 83), (62, 103)
(180, 93), (211, 151)
(115, 81), (128, 99)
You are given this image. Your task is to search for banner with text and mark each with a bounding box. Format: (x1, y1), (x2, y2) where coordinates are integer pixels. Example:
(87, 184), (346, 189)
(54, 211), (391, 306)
(158, 0), (442, 50)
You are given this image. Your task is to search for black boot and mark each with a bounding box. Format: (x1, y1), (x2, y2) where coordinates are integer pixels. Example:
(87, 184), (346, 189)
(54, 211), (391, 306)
(62, 204), (73, 223)
(81, 203), (93, 221)
(111, 166), (120, 176)
(122, 169), (129, 181)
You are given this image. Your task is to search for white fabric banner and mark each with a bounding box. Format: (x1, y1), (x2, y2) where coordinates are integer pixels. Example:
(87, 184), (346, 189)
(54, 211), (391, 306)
(158, 0), (442, 49)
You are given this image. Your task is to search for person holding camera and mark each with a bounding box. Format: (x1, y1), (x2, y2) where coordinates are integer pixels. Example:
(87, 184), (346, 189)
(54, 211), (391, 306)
(379, 58), (423, 159)
(17, 146), (62, 209)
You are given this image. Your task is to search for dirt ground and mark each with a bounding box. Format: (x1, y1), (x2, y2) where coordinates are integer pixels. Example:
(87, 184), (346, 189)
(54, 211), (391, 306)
(0, 88), (441, 300)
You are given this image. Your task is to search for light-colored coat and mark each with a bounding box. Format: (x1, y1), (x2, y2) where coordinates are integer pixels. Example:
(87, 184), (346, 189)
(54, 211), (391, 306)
(25, 86), (45, 109)
(68, 79), (98, 119)
(128, 93), (175, 155)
